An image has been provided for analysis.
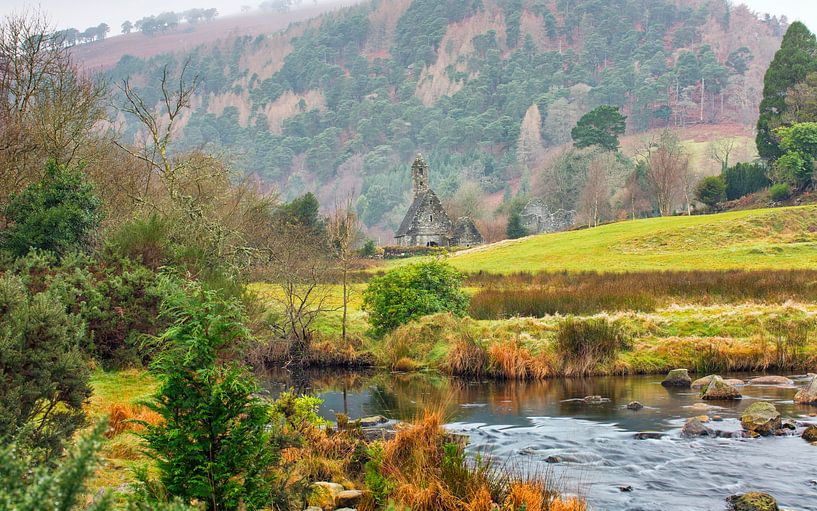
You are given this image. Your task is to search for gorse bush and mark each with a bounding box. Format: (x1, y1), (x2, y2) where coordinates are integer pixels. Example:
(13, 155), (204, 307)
(555, 317), (630, 376)
(11, 250), (181, 368)
(139, 289), (282, 511)
(363, 260), (469, 337)
(0, 274), (90, 462)
(1, 160), (102, 259)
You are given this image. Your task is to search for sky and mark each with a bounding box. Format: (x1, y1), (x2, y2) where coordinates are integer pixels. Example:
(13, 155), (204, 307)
(0, 0), (815, 35)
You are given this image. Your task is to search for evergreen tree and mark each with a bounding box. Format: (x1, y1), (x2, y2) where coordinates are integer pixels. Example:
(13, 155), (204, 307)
(506, 211), (527, 239)
(571, 105), (627, 152)
(140, 290), (281, 511)
(756, 22), (817, 161)
(1, 160), (102, 259)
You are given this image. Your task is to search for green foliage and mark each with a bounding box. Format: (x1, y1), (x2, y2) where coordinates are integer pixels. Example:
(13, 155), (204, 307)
(757, 22), (817, 161)
(695, 176), (727, 207)
(769, 183), (791, 202)
(276, 192), (325, 234)
(359, 239), (378, 257)
(363, 260), (469, 336)
(0, 274), (90, 462)
(10, 250), (180, 368)
(722, 162), (770, 200)
(140, 290), (281, 511)
(271, 391), (330, 429)
(571, 105), (627, 151)
(363, 442), (394, 506)
(1, 160), (102, 259)
(0, 421), (111, 511)
(775, 123), (817, 188)
(505, 211), (527, 239)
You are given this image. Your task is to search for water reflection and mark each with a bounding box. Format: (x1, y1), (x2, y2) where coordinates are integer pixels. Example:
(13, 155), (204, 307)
(260, 370), (817, 510)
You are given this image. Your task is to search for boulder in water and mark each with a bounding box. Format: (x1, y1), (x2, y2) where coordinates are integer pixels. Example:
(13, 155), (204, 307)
(681, 418), (715, 437)
(726, 492), (780, 511)
(794, 377), (817, 405)
(626, 401), (644, 410)
(583, 395), (610, 404)
(749, 375), (793, 385)
(634, 432), (665, 440)
(802, 425), (817, 443)
(740, 402), (781, 436)
(702, 376), (742, 400)
(692, 374), (744, 388)
(661, 368), (692, 387)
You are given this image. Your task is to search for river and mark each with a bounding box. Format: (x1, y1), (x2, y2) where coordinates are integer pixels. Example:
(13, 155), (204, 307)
(261, 370), (817, 511)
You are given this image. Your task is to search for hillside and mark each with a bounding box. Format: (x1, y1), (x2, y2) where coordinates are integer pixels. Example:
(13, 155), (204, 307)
(445, 205), (817, 273)
(98, 0), (787, 238)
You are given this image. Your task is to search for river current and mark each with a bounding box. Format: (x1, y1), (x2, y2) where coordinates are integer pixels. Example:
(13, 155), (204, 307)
(262, 371), (817, 510)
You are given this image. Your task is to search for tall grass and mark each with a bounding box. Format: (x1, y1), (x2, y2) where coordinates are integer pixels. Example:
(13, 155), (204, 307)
(469, 270), (817, 319)
(555, 317), (630, 376)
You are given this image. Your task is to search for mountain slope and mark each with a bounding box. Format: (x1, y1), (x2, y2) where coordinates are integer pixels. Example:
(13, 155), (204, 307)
(98, 0), (787, 238)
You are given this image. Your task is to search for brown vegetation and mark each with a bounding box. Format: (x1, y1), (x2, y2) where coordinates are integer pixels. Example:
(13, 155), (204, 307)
(468, 269), (817, 319)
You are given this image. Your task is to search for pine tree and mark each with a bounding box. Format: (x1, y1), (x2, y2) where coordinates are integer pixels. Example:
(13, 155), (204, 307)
(506, 211), (527, 239)
(756, 22), (817, 161)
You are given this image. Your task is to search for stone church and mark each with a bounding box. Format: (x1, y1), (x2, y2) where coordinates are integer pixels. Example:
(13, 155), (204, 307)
(395, 155), (484, 247)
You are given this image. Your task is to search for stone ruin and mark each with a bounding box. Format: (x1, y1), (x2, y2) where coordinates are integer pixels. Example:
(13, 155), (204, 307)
(520, 198), (575, 234)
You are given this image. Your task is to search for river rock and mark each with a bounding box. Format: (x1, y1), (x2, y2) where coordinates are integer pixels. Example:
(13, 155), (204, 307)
(634, 432), (666, 440)
(749, 375), (794, 386)
(626, 401), (644, 410)
(357, 415), (388, 427)
(583, 395), (610, 404)
(681, 418), (715, 437)
(794, 377), (817, 405)
(702, 376), (742, 400)
(692, 375), (745, 388)
(802, 425), (817, 443)
(740, 402), (781, 436)
(661, 368), (692, 387)
(335, 489), (364, 508)
(309, 482), (344, 509)
(726, 492), (780, 511)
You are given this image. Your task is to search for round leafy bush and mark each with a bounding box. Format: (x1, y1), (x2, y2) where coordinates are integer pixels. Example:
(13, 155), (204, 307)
(769, 183), (791, 202)
(363, 260), (469, 337)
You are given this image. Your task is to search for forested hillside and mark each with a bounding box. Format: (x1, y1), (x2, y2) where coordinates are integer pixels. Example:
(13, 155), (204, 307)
(102, 0), (787, 239)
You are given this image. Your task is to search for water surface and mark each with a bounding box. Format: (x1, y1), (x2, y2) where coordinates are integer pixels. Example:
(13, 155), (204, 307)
(262, 370), (817, 511)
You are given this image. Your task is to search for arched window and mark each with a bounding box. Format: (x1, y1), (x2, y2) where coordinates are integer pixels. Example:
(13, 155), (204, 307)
(429, 215), (433, 222)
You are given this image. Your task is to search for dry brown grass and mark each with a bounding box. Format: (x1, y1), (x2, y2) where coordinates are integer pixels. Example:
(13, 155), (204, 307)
(487, 340), (553, 380)
(105, 403), (163, 438)
(444, 336), (489, 378)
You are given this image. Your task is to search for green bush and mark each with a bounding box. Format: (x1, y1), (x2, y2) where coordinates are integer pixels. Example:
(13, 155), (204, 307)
(1, 160), (102, 259)
(769, 183), (791, 202)
(722, 162), (770, 200)
(695, 176), (727, 207)
(11, 251), (181, 368)
(362, 260), (469, 337)
(0, 274), (90, 462)
(139, 289), (283, 511)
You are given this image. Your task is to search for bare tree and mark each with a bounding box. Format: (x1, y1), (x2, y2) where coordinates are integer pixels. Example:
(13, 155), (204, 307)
(262, 224), (336, 366)
(328, 198), (362, 343)
(115, 61), (199, 201)
(643, 130), (690, 217)
(0, 11), (107, 203)
(708, 137), (736, 172)
(578, 158), (610, 228)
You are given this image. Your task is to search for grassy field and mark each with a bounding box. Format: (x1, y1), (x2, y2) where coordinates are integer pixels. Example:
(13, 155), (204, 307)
(442, 205), (817, 274)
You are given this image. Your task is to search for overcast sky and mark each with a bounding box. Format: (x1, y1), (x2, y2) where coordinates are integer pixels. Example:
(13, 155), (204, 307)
(0, 0), (815, 35)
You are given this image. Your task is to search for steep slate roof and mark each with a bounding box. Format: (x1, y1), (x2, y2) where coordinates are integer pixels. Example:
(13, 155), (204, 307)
(395, 189), (451, 238)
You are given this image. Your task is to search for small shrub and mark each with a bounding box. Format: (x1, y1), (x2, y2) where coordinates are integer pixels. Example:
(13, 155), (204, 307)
(363, 260), (469, 337)
(0, 274), (90, 462)
(1, 160), (102, 259)
(695, 176), (726, 208)
(555, 317), (630, 376)
(769, 182), (791, 201)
